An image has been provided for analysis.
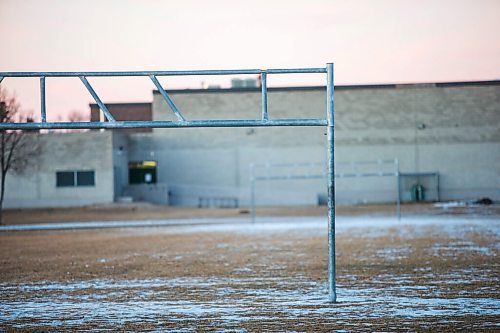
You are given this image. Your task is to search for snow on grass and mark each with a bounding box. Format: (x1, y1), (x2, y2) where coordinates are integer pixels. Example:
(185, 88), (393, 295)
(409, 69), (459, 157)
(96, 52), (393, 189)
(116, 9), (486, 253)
(0, 215), (498, 329)
(1, 273), (498, 328)
(2, 214), (499, 235)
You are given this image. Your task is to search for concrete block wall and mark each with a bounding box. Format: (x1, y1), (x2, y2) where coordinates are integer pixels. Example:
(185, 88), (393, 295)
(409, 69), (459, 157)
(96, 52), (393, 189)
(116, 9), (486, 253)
(4, 131), (115, 208)
(7, 81), (498, 209)
(166, 184), (317, 207)
(126, 138), (325, 206)
(123, 183), (169, 205)
(154, 84), (500, 147)
(125, 138), (499, 206)
(112, 132), (130, 200)
(145, 83), (500, 206)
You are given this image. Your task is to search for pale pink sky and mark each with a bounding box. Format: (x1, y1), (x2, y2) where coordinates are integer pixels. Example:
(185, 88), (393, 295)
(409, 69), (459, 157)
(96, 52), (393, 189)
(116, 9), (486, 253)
(0, 0), (499, 121)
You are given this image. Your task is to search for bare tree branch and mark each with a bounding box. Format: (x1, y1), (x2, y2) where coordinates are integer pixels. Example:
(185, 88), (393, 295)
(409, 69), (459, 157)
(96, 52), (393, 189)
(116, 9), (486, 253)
(0, 87), (41, 224)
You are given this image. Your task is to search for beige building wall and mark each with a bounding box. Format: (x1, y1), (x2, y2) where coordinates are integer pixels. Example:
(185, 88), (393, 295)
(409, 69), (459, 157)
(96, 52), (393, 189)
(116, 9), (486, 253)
(145, 83), (500, 205)
(4, 131), (114, 208)
(6, 81), (499, 208)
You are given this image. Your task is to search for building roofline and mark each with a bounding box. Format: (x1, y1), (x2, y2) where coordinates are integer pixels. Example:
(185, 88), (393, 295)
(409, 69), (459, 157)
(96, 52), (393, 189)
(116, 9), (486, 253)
(89, 102), (152, 107)
(152, 80), (500, 94)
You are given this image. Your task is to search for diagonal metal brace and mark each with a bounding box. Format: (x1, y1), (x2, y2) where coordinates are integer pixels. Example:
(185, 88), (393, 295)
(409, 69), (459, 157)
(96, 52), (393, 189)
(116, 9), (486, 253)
(149, 75), (186, 122)
(79, 76), (115, 122)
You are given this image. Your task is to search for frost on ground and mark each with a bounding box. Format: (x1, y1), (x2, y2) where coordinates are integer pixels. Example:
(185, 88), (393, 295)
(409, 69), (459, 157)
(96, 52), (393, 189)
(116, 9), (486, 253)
(0, 215), (499, 331)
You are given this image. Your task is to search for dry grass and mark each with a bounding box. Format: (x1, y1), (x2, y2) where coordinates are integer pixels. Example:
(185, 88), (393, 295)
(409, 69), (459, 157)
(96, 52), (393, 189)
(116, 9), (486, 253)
(4, 202), (499, 225)
(0, 209), (498, 331)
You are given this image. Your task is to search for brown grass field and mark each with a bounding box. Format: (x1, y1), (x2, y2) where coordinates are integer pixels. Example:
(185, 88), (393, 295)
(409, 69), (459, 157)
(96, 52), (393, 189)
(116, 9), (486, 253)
(0, 203), (499, 331)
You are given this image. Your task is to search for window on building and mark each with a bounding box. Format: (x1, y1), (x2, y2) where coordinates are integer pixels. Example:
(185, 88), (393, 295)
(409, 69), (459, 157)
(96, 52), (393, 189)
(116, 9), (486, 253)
(77, 171), (95, 186)
(128, 161), (157, 184)
(56, 171), (75, 187)
(56, 171), (95, 187)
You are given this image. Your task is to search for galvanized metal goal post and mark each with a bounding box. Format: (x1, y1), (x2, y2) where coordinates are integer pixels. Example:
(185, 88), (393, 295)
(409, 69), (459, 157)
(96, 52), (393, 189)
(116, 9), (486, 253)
(326, 63), (336, 303)
(0, 64), (337, 303)
(0, 68), (328, 130)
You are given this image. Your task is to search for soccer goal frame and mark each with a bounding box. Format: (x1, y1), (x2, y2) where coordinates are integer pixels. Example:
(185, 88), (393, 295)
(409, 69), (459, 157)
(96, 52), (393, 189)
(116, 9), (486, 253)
(250, 159), (401, 222)
(0, 64), (337, 302)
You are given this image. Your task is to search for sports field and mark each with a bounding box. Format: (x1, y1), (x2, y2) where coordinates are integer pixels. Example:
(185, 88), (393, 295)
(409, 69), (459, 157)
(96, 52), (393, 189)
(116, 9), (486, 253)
(0, 204), (498, 331)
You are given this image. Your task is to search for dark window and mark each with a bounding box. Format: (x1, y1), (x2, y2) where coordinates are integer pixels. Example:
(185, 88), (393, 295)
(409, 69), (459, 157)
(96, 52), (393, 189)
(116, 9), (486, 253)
(77, 171), (95, 186)
(56, 171), (75, 187)
(56, 170), (95, 187)
(128, 161), (157, 184)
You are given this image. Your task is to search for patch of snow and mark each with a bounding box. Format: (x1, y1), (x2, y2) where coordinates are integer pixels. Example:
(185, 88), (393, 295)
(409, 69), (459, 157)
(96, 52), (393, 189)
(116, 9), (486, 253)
(434, 201), (467, 208)
(375, 246), (414, 261)
(431, 242), (496, 257)
(1, 273), (499, 328)
(2, 215), (499, 237)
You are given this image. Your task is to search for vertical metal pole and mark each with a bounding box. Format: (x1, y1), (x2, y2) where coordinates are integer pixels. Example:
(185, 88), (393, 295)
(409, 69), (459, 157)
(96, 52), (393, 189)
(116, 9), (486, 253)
(40, 77), (47, 122)
(436, 173), (440, 201)
(326, 63), (336, 303)
(396, 160), (401, 220)
(251, 179), (256, 223)
(250, 164), (256, 223)
(261, 72), (268, 121)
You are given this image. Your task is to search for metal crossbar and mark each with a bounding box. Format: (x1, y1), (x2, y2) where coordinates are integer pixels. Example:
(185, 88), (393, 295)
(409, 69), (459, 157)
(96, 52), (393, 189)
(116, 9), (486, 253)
(0, 64), (337, 302)
(0, 67), (327, 130)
